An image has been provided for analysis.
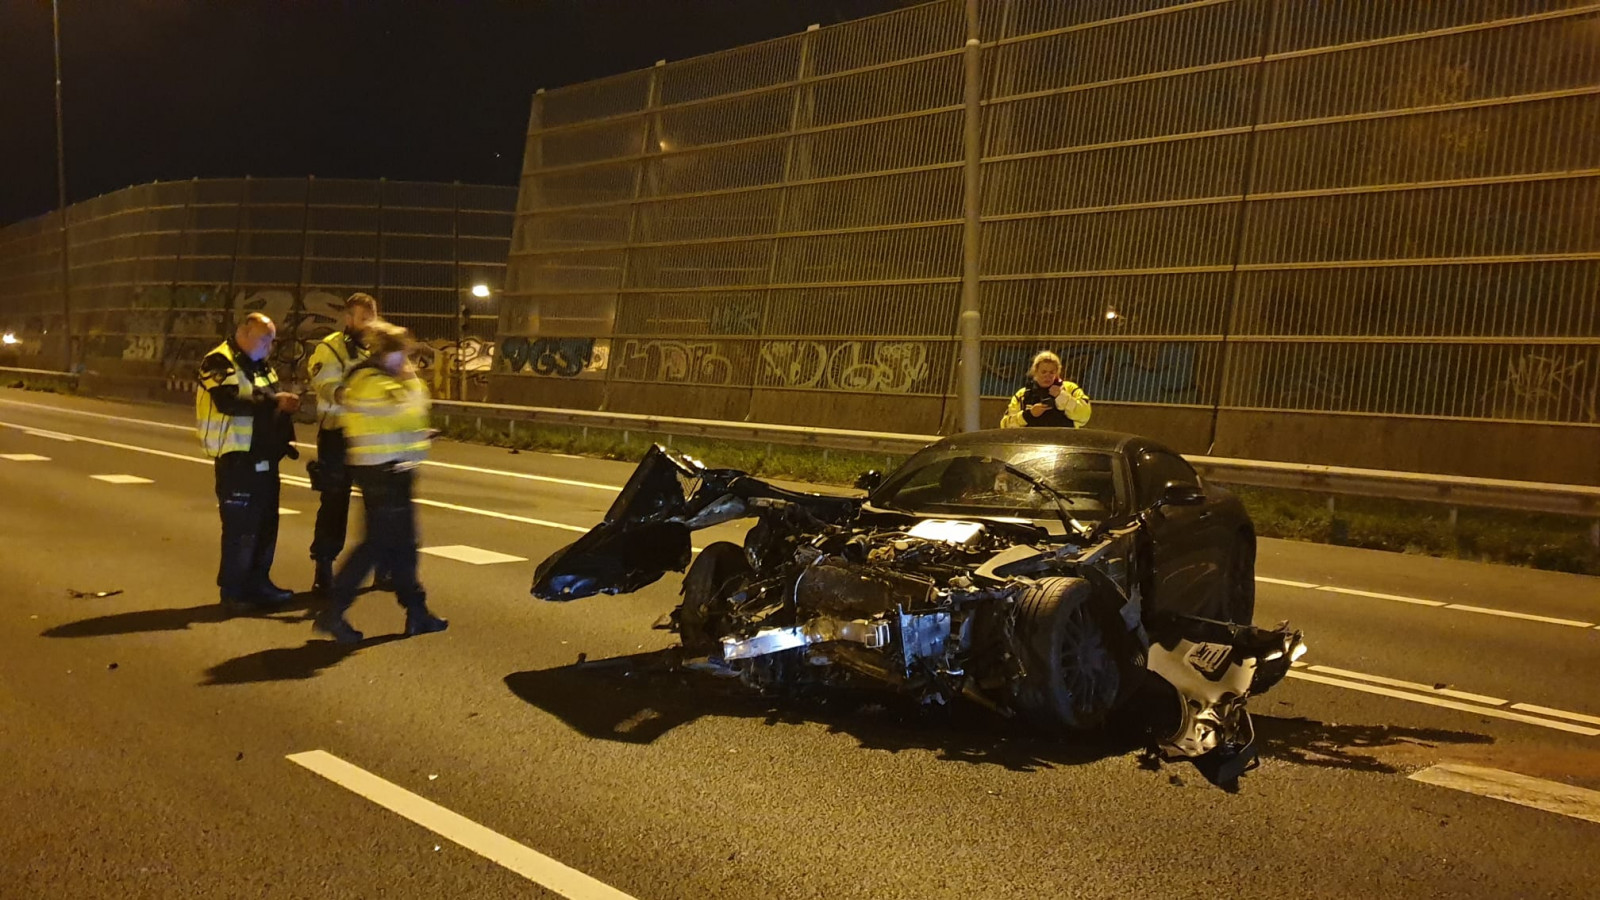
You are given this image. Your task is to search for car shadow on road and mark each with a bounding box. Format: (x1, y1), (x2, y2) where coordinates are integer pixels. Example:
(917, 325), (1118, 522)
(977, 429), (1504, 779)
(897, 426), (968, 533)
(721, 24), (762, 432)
(506, 650), (1500, 780)
(503, 649), (1141, 773)
(41, 593), (320, 638)
(1252, 713), (1493, 775)
(201, 634), (405, 685)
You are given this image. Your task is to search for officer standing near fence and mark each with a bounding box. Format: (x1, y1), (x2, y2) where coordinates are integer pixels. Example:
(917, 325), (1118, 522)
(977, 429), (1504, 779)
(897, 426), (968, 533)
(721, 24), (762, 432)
(306, 292), (389, 594)
(1000, 350), (1092, 429)
(314, 321), (448, 643)
(196, 312), (300, 609)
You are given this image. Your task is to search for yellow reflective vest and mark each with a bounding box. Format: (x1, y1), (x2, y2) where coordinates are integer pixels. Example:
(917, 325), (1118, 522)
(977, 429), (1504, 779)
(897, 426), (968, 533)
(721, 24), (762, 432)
(195, 339), (279, 458)
(342, 365), (432, 467)
(308, 330), (369, 431)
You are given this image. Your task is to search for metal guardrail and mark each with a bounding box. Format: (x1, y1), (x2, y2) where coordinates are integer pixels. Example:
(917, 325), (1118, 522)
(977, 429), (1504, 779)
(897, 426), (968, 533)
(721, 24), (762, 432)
(432, 400), (1600, 534)
(0, 365), (80, 383)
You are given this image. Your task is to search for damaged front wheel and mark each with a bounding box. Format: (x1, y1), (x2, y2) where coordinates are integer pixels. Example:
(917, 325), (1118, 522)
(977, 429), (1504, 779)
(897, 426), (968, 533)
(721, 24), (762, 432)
(678, 541), (752, 655)
(1016, 577), (1131, 732)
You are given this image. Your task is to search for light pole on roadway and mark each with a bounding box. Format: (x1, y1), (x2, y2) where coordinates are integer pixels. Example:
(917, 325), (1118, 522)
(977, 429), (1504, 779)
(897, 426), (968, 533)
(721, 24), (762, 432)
(52, 0), (73, 372)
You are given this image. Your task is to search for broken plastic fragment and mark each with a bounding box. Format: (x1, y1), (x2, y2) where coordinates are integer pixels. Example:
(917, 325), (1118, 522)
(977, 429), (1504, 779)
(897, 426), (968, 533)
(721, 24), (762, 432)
(428, 774), (438, 781)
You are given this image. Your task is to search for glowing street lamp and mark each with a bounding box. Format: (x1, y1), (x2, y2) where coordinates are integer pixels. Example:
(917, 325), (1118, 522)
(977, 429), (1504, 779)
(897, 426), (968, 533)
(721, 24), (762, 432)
(471, 283), (491, 299)
(2, 332), (19, 346)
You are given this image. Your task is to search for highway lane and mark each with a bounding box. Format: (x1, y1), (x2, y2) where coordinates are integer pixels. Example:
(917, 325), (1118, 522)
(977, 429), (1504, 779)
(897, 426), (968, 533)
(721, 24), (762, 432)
(3, 388), (1599, 898)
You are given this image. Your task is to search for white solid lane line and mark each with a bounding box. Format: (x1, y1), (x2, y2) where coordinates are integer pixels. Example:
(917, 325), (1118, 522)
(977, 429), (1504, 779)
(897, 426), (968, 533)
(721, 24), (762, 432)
(1306, 665), (1509, 706)
(420, 545), (529, 565)
(0, 417), (588, 531)
(1509, 703), (1600, 727)
(1285, 670), (1600, 736)
(1411, 764), (1600, 826)
(1439, 603), (1595, 629)
(90, 474), (154, 484)
(287, 750), (640, 900)
(1258, 575), (1596, 629)
(1315, 585), (1448, 608)
(1255, 575), (1318, 589)
(1, 453), (51, 461)
(0, 397), (624, 492)
(414, 458), (619, 492)
(413, 497), (589, 534)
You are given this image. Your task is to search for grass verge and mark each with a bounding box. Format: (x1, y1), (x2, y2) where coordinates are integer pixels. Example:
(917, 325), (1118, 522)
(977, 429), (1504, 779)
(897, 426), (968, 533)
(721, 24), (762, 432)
(443, 413), (1599, 576)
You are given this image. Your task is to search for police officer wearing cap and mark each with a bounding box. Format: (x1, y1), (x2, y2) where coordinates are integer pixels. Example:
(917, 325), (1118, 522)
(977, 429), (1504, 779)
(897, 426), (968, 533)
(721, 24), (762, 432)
(196, 312), (300, 609)
(314, 320), (448, 643)
(306, 292), (389, 594)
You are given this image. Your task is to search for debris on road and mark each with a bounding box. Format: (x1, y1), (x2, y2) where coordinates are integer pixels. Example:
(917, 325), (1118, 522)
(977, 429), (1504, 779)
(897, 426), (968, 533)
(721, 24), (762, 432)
(106, 662), (118, 670)
(68, 589), (123, 599)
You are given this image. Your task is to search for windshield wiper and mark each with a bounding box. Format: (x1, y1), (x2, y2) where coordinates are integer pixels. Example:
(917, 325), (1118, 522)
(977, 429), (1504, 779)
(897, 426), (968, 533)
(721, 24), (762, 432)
(986, 458), (1092, 539)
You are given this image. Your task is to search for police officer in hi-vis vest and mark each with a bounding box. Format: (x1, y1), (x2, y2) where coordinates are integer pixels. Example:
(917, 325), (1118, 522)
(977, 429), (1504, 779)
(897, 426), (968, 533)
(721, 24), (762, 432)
(196, 312), (301, 609)
(314, 320), (448, 643)
(306, 291), (390, 594)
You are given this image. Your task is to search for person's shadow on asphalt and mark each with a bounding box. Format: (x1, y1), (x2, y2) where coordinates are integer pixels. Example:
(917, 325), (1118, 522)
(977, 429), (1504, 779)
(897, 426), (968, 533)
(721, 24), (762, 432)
(200, 634), (405, 685)
(41, 590), (408, 685)
(504, 649), (1494, 782)
(41, 592), (322, 637)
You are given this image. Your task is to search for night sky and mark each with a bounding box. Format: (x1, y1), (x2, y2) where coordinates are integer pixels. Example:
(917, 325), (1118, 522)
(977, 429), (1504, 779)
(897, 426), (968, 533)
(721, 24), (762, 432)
(0, 0), (914, 226)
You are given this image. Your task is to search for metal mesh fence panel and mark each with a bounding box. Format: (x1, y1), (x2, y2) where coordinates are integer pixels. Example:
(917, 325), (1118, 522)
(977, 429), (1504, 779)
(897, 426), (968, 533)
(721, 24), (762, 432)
(0, 177), (514, 397)
(500, 0), (1600, 452)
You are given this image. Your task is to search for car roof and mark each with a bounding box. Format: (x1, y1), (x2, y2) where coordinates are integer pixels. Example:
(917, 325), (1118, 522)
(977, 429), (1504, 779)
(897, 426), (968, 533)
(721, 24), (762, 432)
(933, 427), (1149, 455)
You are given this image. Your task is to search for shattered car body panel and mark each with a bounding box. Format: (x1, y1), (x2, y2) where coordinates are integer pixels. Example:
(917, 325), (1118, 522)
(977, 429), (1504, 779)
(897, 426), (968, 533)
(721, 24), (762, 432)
(532, 431), (1306, 787)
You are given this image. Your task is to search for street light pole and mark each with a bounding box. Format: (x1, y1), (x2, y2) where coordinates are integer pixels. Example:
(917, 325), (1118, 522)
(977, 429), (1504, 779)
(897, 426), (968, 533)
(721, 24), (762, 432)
(52, 0), (72, 372)
(957, 0), (983, 432)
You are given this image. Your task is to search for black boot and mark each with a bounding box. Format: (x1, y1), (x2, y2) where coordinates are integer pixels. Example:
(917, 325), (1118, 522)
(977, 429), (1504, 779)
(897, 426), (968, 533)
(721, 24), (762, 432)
(404, 606), (449, 637)
(248, 581), (294, 605)
(313, 607), (364, 644)
(312, 559), (335, 594)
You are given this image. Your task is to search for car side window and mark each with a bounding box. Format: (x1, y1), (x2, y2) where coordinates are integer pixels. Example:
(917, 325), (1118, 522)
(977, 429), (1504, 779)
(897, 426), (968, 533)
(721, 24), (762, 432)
(1135, 449), (1199, 508)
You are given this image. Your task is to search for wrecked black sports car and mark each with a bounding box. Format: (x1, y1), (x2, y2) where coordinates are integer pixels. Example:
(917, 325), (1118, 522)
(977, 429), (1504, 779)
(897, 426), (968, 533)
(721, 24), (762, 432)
(532, 428), (1306, 785)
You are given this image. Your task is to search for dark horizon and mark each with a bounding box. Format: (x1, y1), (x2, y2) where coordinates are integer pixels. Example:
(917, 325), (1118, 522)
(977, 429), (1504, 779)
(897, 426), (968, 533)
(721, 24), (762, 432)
(0, 0), (914, 227)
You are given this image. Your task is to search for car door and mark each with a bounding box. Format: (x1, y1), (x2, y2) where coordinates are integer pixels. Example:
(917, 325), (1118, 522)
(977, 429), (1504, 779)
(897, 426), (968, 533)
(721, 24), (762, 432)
(1132, 447), (1230, 617)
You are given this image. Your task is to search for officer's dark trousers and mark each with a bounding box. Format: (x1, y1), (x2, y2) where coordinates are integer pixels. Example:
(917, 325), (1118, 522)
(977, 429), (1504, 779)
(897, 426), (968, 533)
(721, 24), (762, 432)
(310, 427), (352, 562)
(329, 464), (426, 613)
(214, 453), (280, 597)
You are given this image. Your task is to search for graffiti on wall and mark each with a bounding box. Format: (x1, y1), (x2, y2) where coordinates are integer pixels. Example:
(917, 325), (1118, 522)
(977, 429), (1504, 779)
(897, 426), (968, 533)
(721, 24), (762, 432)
(498, 336), (608, 378)
(616, 339), (737, 385)
(1493, 351), (1597, 424)
(758, 340), (931, 394)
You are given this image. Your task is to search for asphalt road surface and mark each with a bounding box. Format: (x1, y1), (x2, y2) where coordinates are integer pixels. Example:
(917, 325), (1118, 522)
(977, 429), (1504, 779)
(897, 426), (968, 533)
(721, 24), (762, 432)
(2, 389), (1598, 899)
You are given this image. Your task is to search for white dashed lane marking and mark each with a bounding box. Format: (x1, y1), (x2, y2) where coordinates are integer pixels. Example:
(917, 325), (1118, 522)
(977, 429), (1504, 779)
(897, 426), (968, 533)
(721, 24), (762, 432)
(90, 474), (154, 484)
(23, 429), (75, 441)
(279, 507), (301, 516)
(288, 750), (640, 900)
(1, 453), (51, 461)
(1411, 764), (1600, 826)
(420, 545), (529, 566)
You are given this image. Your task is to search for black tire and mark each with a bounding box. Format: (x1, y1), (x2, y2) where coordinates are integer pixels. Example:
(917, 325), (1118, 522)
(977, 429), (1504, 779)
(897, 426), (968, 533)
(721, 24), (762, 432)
(1015, 577), (1131, 731)
(1225, 529), (1257, 625)
(678, 541), (752, 655)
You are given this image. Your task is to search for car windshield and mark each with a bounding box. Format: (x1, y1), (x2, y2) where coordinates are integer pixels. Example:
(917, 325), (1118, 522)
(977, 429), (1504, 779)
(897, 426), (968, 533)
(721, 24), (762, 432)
(871, 443), (1123, 526)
